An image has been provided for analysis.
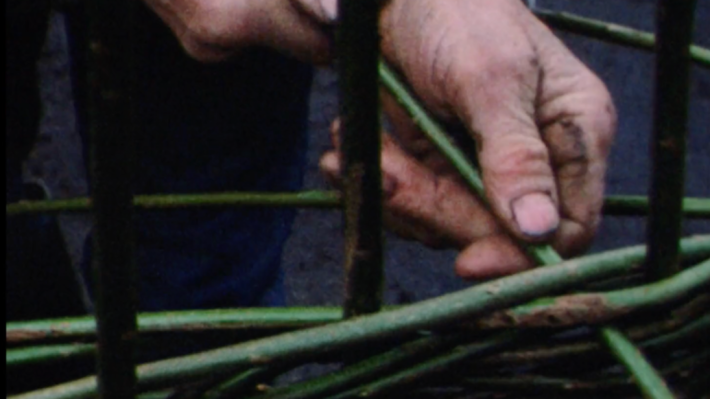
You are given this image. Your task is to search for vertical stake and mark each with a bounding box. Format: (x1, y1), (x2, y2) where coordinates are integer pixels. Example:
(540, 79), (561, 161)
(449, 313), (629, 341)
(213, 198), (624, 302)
(647, 0), (697, 280)
(337, 0), (384, 319)
(87, 0), (138, 397)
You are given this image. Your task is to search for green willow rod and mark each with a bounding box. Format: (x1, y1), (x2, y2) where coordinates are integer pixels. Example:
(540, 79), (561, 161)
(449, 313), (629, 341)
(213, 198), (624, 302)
(6, 307), (345, 344)
(7, 344), (95, 368)
(476, 258), (710, 328)
(533, 9), (710, 68)
(8, 285), (708, 368)
(6, 193), (710, 219)
(641, 313), (710, 351)
(14, 237), (710, 399)
(378, 59), (679, 399)
(460, 351), (709, 395)
(5, 191), (342, 215)
(7, 193), (710, 219)
(601, 327), (676, 399)
(11, 259), (708, 348)
(603, 196), (710, 219)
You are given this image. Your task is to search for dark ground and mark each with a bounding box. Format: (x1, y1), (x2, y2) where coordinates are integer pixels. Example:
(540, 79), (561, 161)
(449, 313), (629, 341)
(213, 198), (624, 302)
(27, 0), (709, 310)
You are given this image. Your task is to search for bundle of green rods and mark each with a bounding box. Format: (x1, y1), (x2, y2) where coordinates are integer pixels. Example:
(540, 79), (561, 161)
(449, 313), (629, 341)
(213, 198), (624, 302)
(6, 9), (710, 399)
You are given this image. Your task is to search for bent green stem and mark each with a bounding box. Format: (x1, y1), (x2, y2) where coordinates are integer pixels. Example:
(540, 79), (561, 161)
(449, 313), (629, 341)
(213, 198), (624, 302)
(533, 9), (710, 68)
(601, 327), (676, 399)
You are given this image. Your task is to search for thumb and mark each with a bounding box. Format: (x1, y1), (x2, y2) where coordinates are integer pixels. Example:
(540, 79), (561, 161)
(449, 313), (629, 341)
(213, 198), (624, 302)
(457, 70), (559, 241)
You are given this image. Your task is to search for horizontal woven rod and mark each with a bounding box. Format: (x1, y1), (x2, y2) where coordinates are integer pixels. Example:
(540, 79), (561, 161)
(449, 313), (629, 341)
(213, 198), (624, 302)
(6, 307), (345, 344)
(533, 8), (710, 68)
(9, 259), (709, 348)
(603, 195), (710, 219)
(6, 344), (95, 368)
(13, 237), (710, 399)
(475, 258), (710, 328)
(5, 191), (341, 215)
(8, 192), (708, 219)
(7, 295), (708, 369)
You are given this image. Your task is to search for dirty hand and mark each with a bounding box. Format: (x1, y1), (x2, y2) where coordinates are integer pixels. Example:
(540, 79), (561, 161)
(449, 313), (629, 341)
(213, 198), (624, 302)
(320, 0), (616, 279)
(144, 0), (616, 279)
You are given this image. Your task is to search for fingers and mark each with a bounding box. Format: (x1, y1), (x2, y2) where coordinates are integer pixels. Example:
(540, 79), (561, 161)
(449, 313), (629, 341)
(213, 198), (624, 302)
(321, 120), (540, 279)
(450, 46), (561, 242)
(144, 0), (332, 63)
(320, 121), (500, 249)
(455, 235), (532, 279)
(530, 21), (617, 255)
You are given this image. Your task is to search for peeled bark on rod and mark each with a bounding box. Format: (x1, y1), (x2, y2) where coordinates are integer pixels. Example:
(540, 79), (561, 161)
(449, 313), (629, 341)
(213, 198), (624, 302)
(7, 288), (709, 345)
(7, 288), (708, 368)
(10, 236), (710, 399)
(7, 192), (710, 221)
(86, 0), (138, 396)
(475, 258), (710, 328)
(646, 0), (698, 281)
(533, 9), (710, 68)
(6, 307), (345, 344)
(337, 0), (385, 318)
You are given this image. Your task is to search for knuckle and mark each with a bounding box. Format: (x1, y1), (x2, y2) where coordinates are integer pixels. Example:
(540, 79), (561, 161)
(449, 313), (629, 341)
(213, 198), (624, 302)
(484, 135), (549, 178)
(179, 2), (248, 62)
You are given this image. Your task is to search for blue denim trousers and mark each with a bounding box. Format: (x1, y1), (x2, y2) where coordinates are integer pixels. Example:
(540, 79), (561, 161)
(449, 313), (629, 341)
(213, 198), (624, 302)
(7, 1), (313, 318)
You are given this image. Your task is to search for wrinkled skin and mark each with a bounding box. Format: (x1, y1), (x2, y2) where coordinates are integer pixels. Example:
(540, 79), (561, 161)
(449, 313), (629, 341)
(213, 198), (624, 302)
(144, 0), (616, 279)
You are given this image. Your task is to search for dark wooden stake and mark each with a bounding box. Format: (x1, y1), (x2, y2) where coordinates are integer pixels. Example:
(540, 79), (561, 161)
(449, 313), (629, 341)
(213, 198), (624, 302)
(647, 0), (698, 280)
(87, 0), (138, 397)
(337, 0), (384, 319)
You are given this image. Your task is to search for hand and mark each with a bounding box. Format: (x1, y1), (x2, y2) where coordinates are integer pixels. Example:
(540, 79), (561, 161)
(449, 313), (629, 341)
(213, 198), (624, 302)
(144, 0), (616, 278)
(142, 0), (334, 63)
(321, 0), (616, 279)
